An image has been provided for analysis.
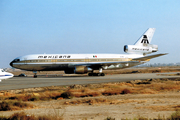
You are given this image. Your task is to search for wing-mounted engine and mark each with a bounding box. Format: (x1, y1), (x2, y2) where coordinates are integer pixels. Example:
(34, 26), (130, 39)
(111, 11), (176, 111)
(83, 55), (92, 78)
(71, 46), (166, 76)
(124, 44), (158, 54)
(64, 66), (93, 74)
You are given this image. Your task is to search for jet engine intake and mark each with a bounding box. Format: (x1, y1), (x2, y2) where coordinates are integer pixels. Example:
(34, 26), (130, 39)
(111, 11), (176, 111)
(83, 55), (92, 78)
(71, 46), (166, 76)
(64, 66), (93, 74)
(74, 66), (93, 74)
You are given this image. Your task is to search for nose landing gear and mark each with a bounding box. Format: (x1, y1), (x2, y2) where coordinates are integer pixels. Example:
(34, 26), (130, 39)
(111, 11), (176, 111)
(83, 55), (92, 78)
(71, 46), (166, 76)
(33, 71), (37, 78)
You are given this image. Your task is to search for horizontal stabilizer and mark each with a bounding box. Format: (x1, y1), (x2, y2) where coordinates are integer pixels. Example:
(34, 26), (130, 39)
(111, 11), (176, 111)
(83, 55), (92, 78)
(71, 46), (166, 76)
(132, 53), (168, 61)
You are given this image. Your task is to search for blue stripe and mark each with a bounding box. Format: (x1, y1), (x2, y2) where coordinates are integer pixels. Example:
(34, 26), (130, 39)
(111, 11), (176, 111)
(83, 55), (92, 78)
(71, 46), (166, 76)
(0, 75), (12, 77)
(5, 75), (12, 76)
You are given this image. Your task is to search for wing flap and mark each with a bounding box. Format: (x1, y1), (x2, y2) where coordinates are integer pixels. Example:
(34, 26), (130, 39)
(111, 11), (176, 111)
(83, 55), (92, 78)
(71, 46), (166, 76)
(132, 53), (168, 61)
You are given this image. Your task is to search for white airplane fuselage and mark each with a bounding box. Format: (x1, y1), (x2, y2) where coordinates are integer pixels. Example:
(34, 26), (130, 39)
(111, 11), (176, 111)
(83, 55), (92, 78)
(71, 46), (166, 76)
(10, 54), (144, 71)
(10, 28), (167, 76)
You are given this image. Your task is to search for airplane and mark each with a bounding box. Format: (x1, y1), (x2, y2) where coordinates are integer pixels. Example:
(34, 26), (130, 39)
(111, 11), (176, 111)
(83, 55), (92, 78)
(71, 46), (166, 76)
(0, 69), (14, 82)
(10, 28), (167, 77)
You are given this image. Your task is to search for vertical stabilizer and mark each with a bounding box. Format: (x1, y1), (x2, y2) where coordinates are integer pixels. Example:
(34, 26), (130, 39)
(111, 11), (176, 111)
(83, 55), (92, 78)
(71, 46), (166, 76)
(134, 28), (156, 46)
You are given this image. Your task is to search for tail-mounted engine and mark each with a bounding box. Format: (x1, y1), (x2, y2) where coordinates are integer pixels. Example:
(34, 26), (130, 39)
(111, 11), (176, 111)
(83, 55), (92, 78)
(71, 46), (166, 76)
(124, 44), (158, 54)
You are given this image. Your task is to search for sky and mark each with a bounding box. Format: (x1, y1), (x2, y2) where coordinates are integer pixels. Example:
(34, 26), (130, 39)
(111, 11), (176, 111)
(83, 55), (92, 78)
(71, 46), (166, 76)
(0, 0), (180, 68)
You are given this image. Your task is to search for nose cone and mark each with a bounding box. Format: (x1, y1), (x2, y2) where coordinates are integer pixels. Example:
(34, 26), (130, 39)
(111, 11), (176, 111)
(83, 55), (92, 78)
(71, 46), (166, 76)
(10, 61), (14, 67)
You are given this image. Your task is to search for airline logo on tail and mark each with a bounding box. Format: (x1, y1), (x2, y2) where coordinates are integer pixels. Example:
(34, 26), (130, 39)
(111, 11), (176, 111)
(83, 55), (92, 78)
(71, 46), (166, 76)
(141, 35), (149, 44)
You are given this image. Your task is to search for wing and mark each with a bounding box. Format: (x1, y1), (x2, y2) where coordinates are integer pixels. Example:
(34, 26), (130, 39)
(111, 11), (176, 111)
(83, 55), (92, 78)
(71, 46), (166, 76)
(70, 61), (140, 70)
(132, 53), (168, 61)
(69, 53), (167, 70)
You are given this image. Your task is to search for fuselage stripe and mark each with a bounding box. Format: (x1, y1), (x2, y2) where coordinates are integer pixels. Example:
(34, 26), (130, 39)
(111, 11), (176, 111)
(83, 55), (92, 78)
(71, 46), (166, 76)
(13, 58), (131, 64)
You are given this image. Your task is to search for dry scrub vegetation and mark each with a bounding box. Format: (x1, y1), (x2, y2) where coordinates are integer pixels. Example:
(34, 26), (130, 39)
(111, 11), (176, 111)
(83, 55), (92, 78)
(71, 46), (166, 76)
(1, 78), (180, 119)
(1, 111), (180, 120)
(0, 101), (33, 111)
(1, 78), (180, 102)
(2, 67), (180, 119)
(0, 112), (63, 120)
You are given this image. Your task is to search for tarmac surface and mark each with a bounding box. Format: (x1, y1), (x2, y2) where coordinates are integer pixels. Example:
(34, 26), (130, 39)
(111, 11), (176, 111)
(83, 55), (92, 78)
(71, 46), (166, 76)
(0, 72), (180, 90)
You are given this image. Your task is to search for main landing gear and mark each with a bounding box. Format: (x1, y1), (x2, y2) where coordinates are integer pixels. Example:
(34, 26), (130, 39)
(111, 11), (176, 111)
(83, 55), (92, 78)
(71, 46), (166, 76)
(88, 68), (105, 76)
(88, 73), (105, 76)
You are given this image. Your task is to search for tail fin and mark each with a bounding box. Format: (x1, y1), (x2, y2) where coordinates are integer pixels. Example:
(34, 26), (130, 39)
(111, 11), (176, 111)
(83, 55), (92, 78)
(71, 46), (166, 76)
(134, 28), (156, 46)
(124, 28), (158, 55)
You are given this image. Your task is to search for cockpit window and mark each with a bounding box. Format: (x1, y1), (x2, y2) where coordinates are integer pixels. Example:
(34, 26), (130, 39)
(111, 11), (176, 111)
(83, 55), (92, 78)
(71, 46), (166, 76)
(14, 59), (20, 62)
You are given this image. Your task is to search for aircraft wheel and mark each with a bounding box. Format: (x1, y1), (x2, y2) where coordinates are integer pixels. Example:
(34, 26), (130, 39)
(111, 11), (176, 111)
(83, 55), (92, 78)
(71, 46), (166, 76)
(97, 73), (101, 76)
(91, 73), (97, 76)
(88, 73), (93, 76)
(95, 73), (99, 76)
(89, 73), (104, 76)
(100, 73), (105, 76)
(34, 75), (37, 78)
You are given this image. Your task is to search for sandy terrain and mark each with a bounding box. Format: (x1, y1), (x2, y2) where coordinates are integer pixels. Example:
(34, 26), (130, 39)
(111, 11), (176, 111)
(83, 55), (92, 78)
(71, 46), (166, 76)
(1, 92), (180, 119)
(1, 67), (180, 119)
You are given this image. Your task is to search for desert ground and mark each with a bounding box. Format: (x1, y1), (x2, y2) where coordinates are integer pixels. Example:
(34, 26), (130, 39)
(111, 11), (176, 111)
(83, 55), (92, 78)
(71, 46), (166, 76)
(1, 67), (180, 120)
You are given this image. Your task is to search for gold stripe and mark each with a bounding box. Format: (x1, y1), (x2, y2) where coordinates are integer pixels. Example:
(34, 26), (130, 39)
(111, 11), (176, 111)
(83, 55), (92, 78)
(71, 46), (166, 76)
(14, 58), (130, 63)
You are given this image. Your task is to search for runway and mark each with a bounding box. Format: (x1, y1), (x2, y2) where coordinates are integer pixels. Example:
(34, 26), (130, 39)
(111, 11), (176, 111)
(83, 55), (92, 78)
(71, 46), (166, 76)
(0, 72), (180, 90)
